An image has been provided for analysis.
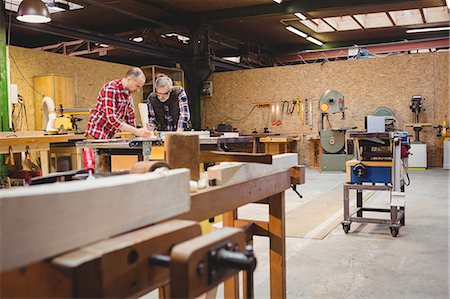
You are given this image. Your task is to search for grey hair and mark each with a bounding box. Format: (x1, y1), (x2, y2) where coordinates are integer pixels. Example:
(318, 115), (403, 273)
(126, 67), (145, 81)
(155, 76), (173, 89)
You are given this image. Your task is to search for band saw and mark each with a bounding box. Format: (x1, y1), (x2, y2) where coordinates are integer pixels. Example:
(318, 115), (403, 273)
(318, 90), (355, 171)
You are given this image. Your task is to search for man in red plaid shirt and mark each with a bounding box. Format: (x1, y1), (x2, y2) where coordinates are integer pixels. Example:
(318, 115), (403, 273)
(86, 67), (151, 139)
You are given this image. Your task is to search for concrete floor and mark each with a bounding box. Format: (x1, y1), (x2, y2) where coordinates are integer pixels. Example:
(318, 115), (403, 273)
(143, 168), (448, 299)
(241, 168), (449, 299)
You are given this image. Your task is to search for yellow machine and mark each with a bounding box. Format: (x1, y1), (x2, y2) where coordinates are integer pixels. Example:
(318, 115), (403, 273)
(41, 96), (90, 134)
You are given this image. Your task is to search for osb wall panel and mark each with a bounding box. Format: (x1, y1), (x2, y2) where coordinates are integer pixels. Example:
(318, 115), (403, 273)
(204, 52), (449, 167)
(9, 46), (143, 132)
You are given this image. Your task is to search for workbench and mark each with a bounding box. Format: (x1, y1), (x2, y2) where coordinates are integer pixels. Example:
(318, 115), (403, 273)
(1, 163), (293, 299)
(0, 131), (85, 175)
(240, 133), (280, 153)
(77, 135), (254, 171)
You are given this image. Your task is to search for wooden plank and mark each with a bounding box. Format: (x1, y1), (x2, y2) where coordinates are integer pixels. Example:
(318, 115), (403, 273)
(175, 170), (291, 222)
(165, 134), (200, 181)
(0, 142), (49, 154)
(199, 151), (272, 164)
(0, 134), (85, 147)
(0, 168), (191, 272)
(207, 153), (298, 186)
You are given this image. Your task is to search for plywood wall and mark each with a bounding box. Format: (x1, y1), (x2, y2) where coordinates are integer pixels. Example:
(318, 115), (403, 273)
(203, 52), (449, 167)
(9, 46), (143, 132)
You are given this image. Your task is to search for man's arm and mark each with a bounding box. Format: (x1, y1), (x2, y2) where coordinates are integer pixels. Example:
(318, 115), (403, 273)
(124, 100), (136, 127)
(177, 88), (190, 132)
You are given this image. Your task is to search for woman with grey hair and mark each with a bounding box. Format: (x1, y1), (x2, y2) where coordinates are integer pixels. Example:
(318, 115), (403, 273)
(146, 75), (190, 132)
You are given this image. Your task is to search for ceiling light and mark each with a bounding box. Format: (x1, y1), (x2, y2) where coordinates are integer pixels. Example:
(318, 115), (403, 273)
(161, 32), (190, 44)
(273, 0), (282, 4)
(446, 0), (450, 9)
(294, 12), (307, 20)
(406, 26), (450, 33)
(16, 0), (51, 23)
(286, 26), (307, 38)
(47, 1), (69, 12)
(306, 36), (324, 46)
(131, 36), (143, 43)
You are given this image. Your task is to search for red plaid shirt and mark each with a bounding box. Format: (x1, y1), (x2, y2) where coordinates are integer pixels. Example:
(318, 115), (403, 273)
(86, 79), (135, 139)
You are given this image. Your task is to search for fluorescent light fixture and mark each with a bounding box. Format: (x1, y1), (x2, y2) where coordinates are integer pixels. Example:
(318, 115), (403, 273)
(223, 57), (241, 63)
(406, 26), (450, 33)
(294, 12), (307, 20)
(273, 0), (282, 3)
(306, 36), (324, 46)
(47, 1), (69, 12)
(286, 26), (307, 38)
(131, 36), (143, 42)
(161, 32), (190, 44)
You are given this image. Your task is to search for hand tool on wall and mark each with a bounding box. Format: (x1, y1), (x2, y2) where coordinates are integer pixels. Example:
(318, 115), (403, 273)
(300, 98), (305, 125)
(295, 97), (300, 113)
(288, 100), (296, 114)
(309, 98), (313, 129)
(304, 98), (309, 126)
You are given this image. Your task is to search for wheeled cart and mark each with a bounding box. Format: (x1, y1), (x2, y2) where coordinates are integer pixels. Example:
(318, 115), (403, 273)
(342, 183), (405, 237)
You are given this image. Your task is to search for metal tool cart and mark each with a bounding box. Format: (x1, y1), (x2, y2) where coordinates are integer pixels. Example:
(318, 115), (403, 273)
(342, 131), (410, 237)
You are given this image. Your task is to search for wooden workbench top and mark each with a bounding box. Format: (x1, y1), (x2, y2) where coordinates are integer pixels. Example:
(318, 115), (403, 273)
(0, 131), (85, 146)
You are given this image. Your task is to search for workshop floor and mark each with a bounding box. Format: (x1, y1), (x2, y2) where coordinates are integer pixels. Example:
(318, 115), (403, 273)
(144, 168), (448, 299)
(238, 168), (449, 299)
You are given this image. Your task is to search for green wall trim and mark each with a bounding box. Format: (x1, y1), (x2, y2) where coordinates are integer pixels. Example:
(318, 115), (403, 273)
(0, 5), (9, 131)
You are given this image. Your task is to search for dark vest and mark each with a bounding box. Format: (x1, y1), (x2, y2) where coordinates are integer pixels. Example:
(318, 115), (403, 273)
(147, 86), (182, 131)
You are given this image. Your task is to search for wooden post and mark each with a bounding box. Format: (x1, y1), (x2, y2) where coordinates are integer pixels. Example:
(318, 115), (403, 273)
(40, 150), (50, 175)
(268, 192), (286, 299)
(223, 209), (239, 299)
(165, 134), (200, 180)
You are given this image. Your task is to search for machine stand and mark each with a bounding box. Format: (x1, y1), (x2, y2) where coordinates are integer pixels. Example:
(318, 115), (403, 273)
(342, 184), (405, 237)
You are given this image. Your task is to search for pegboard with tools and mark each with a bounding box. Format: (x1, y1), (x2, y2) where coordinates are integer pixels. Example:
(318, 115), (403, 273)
(270, 97), (315, 130)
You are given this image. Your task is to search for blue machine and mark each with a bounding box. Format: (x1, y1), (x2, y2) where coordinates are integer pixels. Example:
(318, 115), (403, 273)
(346, 131), (410, 184)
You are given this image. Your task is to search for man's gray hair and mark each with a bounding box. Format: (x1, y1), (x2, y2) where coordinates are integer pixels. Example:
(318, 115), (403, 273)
(126, 67), (145, 81)
(155, 76), (173, 89)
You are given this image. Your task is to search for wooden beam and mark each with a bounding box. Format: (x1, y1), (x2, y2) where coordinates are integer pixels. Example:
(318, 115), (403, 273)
(175, 170), (291, 222)
(207, 153), (298, 186)
(199, 151), (272, 164)
(0, 169), (191, 272)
